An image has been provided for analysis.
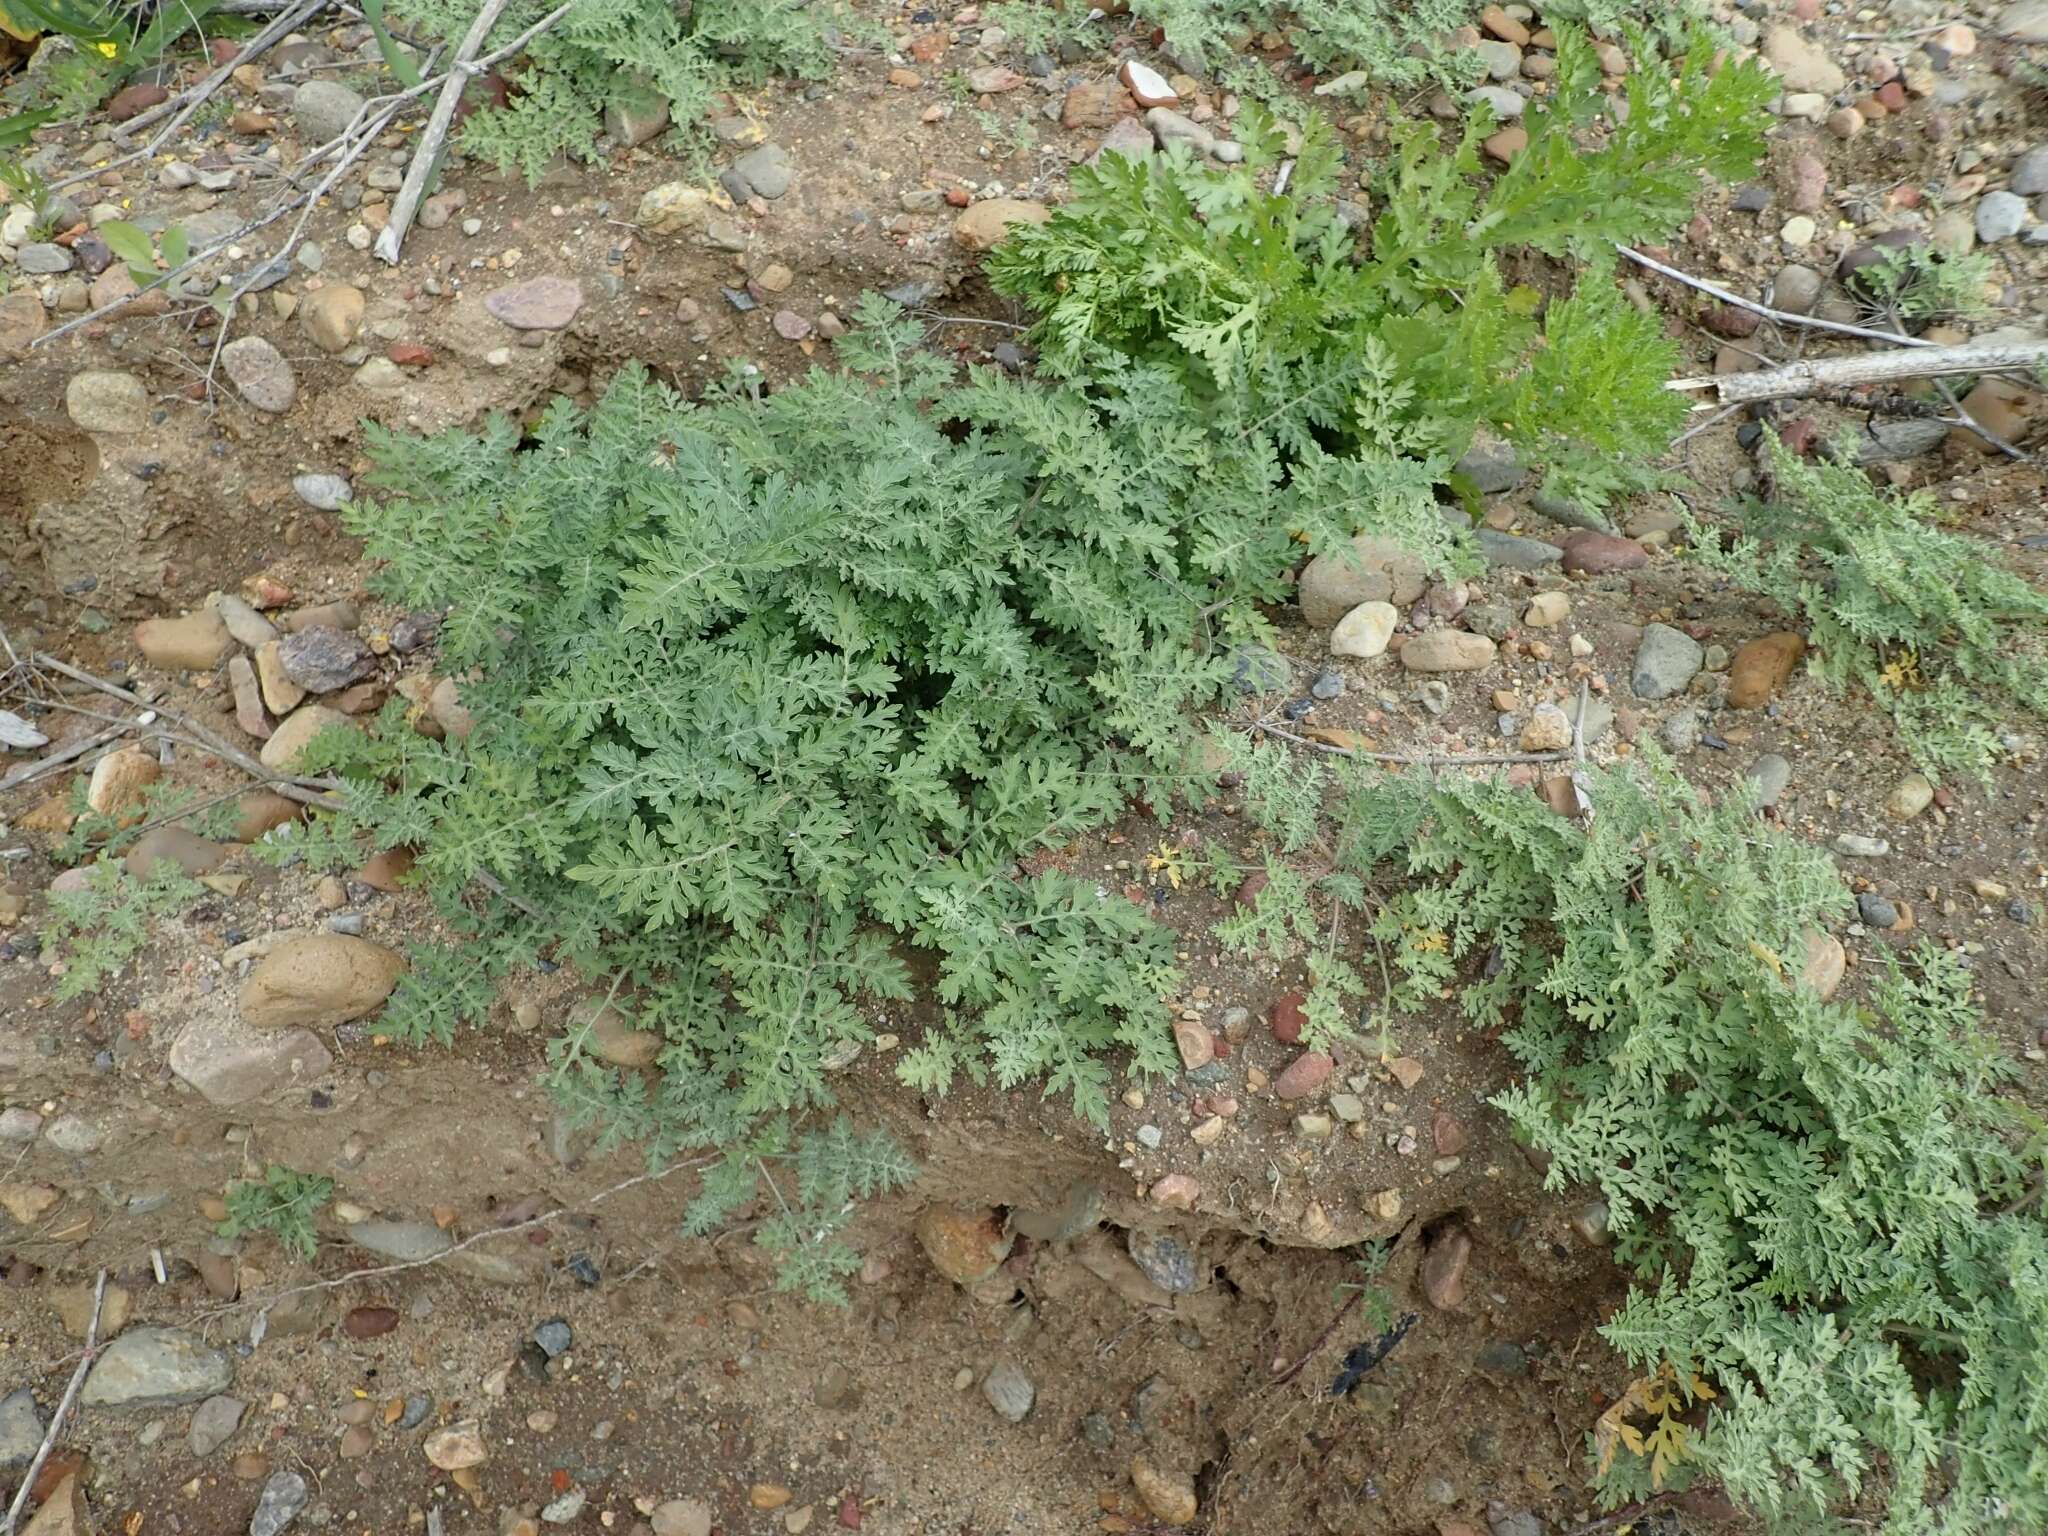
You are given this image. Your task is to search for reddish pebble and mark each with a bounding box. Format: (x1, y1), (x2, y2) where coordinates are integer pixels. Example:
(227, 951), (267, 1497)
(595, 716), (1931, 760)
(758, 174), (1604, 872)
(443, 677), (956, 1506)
(388, 342), (434, 367)
(1876, 80), (1906, 111)
(210, 38), (241, 63)
(1792, 0), (1819, 17)
(1231, 871), (1268, 909)
(1274, 1051), (1333, 1102)
(1172, 1018), (1215, 1070)
(839, 1494), (864, 1528)
(1559, 532), (1648, 576)
(106, 82), (169, 121)
(1779, 417), (1820, 456)
(1432, 1110), (1468, 1156)
(944, 187), (971, 208)
(1268, 992), (1306, 1045)
(343, 1305), (399, 1339)
(1704, 303), (1759, 339)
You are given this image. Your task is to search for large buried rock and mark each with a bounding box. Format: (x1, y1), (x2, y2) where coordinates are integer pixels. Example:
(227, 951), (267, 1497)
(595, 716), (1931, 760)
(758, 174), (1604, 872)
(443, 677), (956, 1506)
(239, 934), (405, 1029)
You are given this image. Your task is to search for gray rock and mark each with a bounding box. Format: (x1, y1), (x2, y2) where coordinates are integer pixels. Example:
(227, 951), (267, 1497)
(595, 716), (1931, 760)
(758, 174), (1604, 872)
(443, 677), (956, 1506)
(2014, 147), (2048, 196)
(215, 594), (279, 649)
(542, 1491), (588, 1524)
(1145, 106), (1216, 153)
(347, 1219), (451, 1263)
(534, 1318), (573, 1358)
(981, 1361), (1035, 1422)
(1475, 530), (1562, 569)
(249, 1469), (308, 1536)
(1747, 753), (1791, 810)
(1309, 669), (1344, 700)
(291, 79), (367, 143)
(1466, 85), (1526, 118)
(168, 1017), (332, 1106)
(604, 75), (670, 147)
(17, 242), (72, 274)
(1833, 832), (1890, 858)
(1770, 263), (1823, 314)
(1488, 1509), (1546, 1536)
(1475, 1341), (1528, 1376)
(1977, 190), (2029, 243)
(1456, 434), (1523, 494)
(292, 473), (352, 510)
(0, 1388), (44, 1470)
(1661, 707), (1702, 754)
(1844, 418), (1949, 463)
(1857, 892), (1899, 928)
(43, 1113), (102, 1154)
(1126, 1229), (1199, 1293)
(189, 1393), (246, 1457)
(65, 370), (150, 434)
(1631, 623), (1703, 700)
(1474, 39), (1522, 79)
(220, 336), (297, 414)
(278, 626), (374, 692)
(0, 1108), (41, 1142)
(731, 142), (793, 199)
(2002, 0), (2048, 42)
(83, 1327), (233, 1409)
(1462, 603), (1517, 642)
(1562, 691), (1613, 746)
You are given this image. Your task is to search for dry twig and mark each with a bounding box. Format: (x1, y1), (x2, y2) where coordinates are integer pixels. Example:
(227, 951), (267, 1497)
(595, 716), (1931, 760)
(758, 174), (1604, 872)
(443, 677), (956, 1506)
(374, 0), (560, 265)
(1619, 244), (1931, 350)
(28, 652), (340, 808)
(205, 1159), (718, 1328)
(1253, 718), (1571, 769)
(1668, 339), (2048, 406)
(0, 1270), (105, 1536)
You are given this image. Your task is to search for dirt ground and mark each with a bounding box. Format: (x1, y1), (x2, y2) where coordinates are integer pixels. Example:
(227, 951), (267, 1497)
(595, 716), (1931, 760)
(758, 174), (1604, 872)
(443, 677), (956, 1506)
(3, 2), (2047, 1534)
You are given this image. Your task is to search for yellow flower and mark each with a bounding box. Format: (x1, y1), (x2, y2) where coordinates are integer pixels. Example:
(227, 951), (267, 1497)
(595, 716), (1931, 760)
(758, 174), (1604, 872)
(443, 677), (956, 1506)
(96, 40), (119, 58)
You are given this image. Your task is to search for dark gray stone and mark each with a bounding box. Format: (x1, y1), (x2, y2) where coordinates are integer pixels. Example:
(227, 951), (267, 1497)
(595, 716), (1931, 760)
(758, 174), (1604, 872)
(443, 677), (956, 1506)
(249, 1469), (308, 1536)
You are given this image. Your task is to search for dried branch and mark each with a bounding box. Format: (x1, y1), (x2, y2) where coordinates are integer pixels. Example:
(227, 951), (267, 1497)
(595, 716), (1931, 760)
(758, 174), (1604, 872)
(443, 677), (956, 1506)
(375, 0), (570, 265)
(1251, 718), (1571, 768)
(1668, 340), (2048, 406)
(205, 1158), (717, 1328)
(28, 653), (340, 809)
(0, 1270), (105, 1536)
(1618, 244), (1932, 350)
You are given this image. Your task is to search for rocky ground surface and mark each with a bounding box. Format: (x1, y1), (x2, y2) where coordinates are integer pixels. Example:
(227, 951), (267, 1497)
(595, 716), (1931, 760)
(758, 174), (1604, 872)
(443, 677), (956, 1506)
(3, 0), (2048, 1533)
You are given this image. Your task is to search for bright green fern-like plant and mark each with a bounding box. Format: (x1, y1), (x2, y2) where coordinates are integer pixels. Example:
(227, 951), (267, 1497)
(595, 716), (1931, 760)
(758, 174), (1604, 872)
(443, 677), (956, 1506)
(391, 0), (852, 182)
(278, 295), (1460, 1286)
(1227, 738), (2047, 1531)
(37, 857), (201, 1002)
(1682, 437), (2048, 781)
(986, 30), (1772, 512)
(220, 1164), (334, 1261)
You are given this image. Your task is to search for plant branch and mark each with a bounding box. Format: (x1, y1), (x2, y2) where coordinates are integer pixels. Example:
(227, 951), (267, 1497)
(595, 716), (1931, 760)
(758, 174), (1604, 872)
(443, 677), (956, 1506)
(1618, 245), (1932, 350)
(1668, 340), (2048, 406)
(373, 0), (571, 265)
(0, 1270), (105, 1536)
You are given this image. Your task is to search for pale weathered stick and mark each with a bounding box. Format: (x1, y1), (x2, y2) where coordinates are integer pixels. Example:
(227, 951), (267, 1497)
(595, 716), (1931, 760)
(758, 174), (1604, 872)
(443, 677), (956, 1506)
(1618, 245), (1932, 350)
(1252, 719), (1571, 769)
(374, 0), (543, 265)
(49, 0), (331, 192)
(0, 1270), (104, 1536)
(30, 653), (340, 809)
(202, 1158), (716, 1327)
(1667, 341), (2048, 405)
(0, 723), (131, 794)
